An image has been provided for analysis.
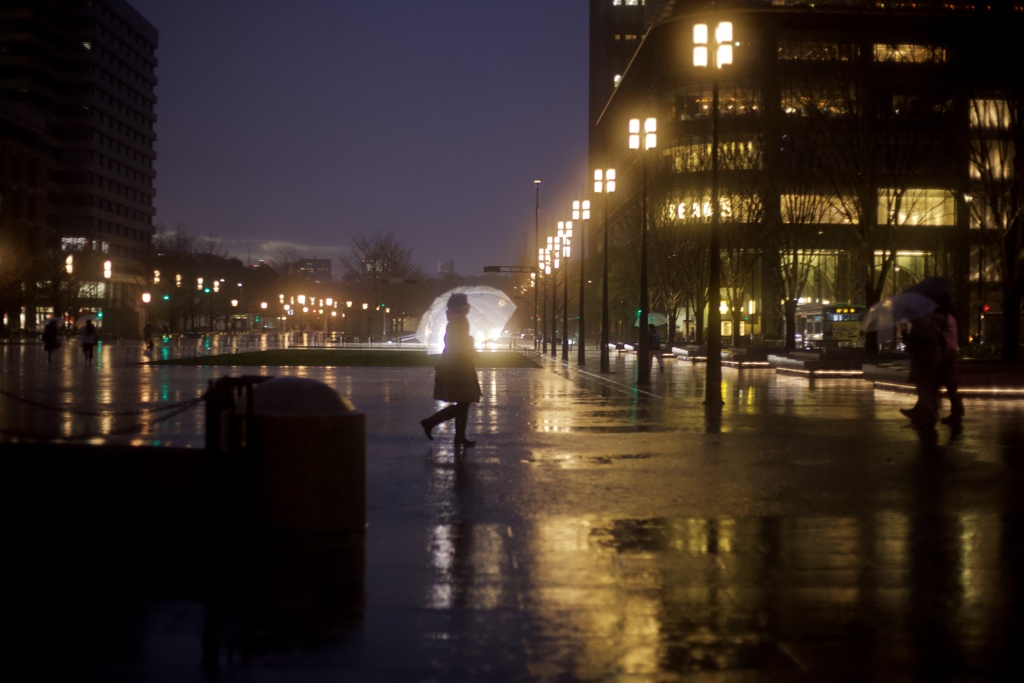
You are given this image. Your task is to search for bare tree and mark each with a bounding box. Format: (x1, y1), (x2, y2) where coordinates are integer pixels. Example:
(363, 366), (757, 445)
(339, 232), (424, 337)
(650, 180), (709, 345)
(966, 96), (1024, 360)
(788, 46), (954, 352)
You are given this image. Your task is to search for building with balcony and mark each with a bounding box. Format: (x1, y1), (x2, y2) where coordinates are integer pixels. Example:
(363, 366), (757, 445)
(0, 0), (157, 335)
(590, 1), (1023, 349)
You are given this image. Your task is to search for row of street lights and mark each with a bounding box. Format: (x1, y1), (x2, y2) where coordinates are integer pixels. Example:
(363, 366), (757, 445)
(530, 19), (734, 404)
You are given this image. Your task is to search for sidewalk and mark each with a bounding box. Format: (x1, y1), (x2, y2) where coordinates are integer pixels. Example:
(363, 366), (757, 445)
(5, 343), (1024, 681)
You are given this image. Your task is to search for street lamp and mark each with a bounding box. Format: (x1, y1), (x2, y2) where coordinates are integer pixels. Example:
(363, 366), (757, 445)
(534, 179), (541, 352)
(694, 19), (733, 406)
(103, 259), (112, 329)
(629, 117), (656, 385)
(594, 168), (616, 373)
(573, 199), (590, 365)
(547, 234), (561, 357)
(558, 220), (573, 361)
(539, 244), (550, 355)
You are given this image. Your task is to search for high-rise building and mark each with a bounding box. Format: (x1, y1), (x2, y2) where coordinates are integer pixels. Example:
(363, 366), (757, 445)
(590, 1), (1024, 349)
(0, 0), (157, 334)
(293, 258), (333, 284)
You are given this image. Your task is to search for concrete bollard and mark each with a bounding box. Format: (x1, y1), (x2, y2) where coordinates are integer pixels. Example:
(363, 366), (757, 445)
(248, 377), (365, 534)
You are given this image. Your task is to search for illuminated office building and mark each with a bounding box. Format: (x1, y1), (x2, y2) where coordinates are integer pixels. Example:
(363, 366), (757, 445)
(590, 1), (1023, 346)
(0, 0), (157, 334)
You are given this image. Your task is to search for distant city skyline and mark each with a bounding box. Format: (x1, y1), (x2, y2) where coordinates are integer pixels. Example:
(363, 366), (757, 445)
(128, 0), (590, 276)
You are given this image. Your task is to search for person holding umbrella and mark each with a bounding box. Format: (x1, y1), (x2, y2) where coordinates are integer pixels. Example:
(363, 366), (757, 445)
(864, 277), (961, 428)
(421, 293), (481, 448)
(899, 310), (946, 429)
(900, 290), (965, 426)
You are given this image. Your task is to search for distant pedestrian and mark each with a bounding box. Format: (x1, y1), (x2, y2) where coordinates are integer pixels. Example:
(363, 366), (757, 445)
(421, 293), (481, 449)
(81, 319), (98, 362)
(899, 311), (946, 429)
(42, 319), (61, 364)
(144, 321), (154, 350)
(648, 323), (664, 372)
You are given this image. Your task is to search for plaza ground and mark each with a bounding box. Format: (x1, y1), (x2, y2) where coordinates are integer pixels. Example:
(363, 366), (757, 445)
(3, 340), (1023, 681)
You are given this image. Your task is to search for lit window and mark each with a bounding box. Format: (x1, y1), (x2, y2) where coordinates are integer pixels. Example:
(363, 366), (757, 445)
(873, 44), (946, 63)
(781, 86), (852, 116)
(781, 195), (853, 224)
(970, 99), (1011, 129)
(778, 41), (855, 61)
(970, 140), (1014, 181)
(877, 189), (955, 226)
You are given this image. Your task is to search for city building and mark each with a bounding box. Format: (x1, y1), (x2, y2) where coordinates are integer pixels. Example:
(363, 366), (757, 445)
(0, 0), (157, 335)
(292, 258), (333, 284)
(590, 1), (1023, 350)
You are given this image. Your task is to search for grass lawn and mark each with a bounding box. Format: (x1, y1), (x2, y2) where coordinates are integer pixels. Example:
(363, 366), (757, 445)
(149, 349), (541, 368)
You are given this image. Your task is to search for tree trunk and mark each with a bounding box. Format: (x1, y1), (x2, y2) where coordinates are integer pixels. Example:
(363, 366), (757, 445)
(784, 299), (797, 351)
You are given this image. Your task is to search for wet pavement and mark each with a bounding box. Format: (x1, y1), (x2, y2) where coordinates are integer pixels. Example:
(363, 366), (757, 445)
(4, 341), (1024, 681)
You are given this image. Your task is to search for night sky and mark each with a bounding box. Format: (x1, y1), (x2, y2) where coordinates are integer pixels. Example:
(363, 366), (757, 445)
(127, 0), (590, 277)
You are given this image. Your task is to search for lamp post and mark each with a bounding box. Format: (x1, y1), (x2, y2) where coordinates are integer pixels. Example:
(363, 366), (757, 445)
(547, 234), (561, 358)
(594, 169), (616, 372)
(694, 19), (733, 406)
(103, 259), (112, 330)
(629, 117), (656, 385)
(573, 199), (590, 365)
(534, 179), (541, 352)
(558, 221), (573, 361)
(539, 245), (549, 355)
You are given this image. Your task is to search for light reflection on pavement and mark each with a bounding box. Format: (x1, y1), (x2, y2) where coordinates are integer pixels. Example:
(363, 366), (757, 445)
(3, 341), (1024, 680)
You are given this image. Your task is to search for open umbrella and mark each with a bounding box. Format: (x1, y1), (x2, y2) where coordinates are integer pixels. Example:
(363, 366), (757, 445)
(862, 292), (940, 333)
(903, 275), (950, 303)
(416, 286), (517, 355)
(74, 313), (98, 329)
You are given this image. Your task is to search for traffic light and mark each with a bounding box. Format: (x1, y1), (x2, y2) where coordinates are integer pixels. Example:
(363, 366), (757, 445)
(162, 294), (170, 301)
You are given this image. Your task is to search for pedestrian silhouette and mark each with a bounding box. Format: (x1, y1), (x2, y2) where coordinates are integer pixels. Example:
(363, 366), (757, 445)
(144, 321), (154, 350)
(81, 319), (98, 362)
(648, 323), (664, 372)
(421, 293), (481, 449)
(899, 311), (946, 429)
(898, 287), (965, 429)
(42, 319), (61, 364)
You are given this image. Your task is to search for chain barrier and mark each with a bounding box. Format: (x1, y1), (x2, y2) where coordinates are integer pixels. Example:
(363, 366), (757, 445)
(0, 387), (207, 440)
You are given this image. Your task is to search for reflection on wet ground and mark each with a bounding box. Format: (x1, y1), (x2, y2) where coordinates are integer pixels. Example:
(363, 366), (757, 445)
(4, 343), (1024, 680)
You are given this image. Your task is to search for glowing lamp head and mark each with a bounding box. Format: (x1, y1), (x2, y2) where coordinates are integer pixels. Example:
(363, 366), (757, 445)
(644, 118), (657, 150)
(628, 118), (641, 150)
